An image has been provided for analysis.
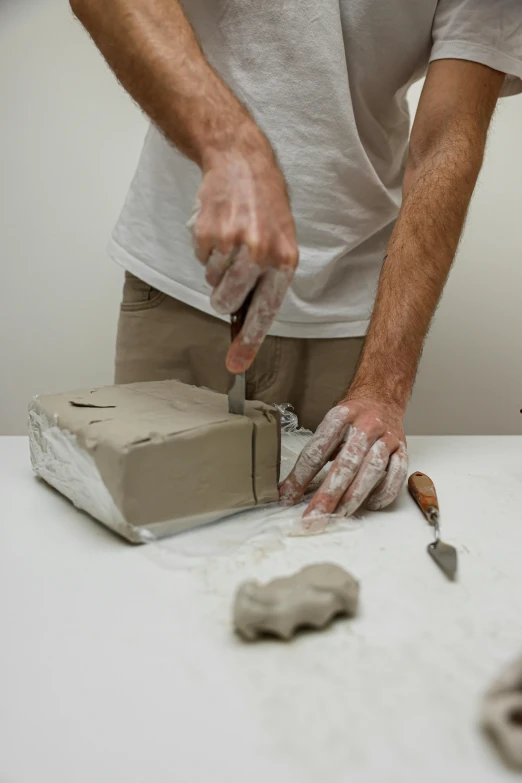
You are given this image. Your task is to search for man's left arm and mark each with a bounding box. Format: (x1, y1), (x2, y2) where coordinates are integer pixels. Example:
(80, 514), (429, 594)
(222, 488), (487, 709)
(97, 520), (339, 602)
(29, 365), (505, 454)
(280, 59), (505, 516)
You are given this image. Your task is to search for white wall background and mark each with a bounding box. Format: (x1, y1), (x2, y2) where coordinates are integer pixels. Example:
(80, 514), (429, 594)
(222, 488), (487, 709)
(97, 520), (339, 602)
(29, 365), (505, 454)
(1, 0), (521, 436)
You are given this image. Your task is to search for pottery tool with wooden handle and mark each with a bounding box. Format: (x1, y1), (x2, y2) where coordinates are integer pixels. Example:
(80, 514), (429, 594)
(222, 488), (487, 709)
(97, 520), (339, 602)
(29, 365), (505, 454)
(228, 288), (256, 416)
(408, 471), (458, 581)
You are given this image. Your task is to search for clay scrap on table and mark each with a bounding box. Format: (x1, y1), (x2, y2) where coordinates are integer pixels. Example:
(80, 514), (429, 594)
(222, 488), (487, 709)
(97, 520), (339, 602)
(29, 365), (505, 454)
(234, 563), (359, 641)
(481, 654), (522, 769)
(28, 380), (280, 543)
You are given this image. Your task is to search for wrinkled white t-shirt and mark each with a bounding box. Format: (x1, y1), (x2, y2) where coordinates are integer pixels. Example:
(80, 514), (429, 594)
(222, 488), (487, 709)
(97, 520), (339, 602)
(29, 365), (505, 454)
(109, 0), (522, 338)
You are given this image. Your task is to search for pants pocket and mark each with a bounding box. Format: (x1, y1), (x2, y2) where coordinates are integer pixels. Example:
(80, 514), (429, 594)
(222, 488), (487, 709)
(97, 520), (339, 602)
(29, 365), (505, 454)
(120, 271), (167, 312)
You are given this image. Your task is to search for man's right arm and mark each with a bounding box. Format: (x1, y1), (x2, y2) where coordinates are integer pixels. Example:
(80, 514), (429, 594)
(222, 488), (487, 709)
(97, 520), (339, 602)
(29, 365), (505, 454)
(71, 0), (298, 372)
(71, 0), (256, 166)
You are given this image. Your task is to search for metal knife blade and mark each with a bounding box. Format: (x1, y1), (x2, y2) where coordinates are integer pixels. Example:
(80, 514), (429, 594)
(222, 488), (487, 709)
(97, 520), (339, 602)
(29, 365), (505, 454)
(428, 540), (458, 581)
(228, 371), (246, 416)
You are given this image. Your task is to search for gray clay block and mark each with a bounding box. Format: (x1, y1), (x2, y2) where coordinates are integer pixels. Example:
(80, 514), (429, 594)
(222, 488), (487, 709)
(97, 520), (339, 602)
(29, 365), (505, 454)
(482, 654), (522, 769)
(233, 563), (359, 641)
(29, 380), (280, 541)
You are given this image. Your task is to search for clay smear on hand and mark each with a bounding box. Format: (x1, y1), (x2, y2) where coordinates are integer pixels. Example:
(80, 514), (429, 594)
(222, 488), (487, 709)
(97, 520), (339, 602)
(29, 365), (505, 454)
(225, 265), (295, 373)
(366, 443), (408, 510)
(279, 406), (352, 506)
(280, 402), (409, 517)
(304, 427), (370, 516)
(187, 202), (295, 373)
(337, 439), (389, 517)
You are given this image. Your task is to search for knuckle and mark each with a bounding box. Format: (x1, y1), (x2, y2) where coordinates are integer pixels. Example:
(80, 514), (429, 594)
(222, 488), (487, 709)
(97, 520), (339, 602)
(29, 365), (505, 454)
(251, 244), (270, 264)
(245, 229), (261, 250)
(280, 247), (299, 268)
(207, 248), (227, 267)
(273, 234), (299, 266)
(217, 230), (237, 249)
(340, 454), (359, 473)
(369, 456), (387, 471)
(300, 446), (323, 469)
(234, 244), (251, 265)
(364, 417), (384, 435)
(326, 405), (348, 425)
(193, 225), (210, 248)
(347, 438), (366, 459)
(210, 288), (231, 314)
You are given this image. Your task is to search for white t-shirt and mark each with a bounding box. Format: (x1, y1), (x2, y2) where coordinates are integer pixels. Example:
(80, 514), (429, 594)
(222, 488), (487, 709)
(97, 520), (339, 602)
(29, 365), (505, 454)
(109, 0), (522, 339)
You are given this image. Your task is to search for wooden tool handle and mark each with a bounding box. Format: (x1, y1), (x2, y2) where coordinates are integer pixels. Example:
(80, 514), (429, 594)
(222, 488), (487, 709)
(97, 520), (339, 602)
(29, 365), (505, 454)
(230, 287), (256, 342)
(408, 471), (439, 523)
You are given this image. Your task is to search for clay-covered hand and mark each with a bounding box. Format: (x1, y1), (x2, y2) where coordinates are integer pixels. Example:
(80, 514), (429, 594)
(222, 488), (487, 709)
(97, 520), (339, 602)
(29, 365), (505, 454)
(279, 398), (408, 517)
(189, 134), (298, 374)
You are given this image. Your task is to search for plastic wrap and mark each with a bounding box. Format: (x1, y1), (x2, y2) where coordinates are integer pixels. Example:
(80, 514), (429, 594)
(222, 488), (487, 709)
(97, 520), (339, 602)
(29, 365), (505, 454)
(28, 403), (144, 543)
(143, 506), (362, 569)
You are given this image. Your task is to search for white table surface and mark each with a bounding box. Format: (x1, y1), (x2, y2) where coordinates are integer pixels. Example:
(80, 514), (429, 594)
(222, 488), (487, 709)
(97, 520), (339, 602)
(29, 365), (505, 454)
(2, 435), (522, 783)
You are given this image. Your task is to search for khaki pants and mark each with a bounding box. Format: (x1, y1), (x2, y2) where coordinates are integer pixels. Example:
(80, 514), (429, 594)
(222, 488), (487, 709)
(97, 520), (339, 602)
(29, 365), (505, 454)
(115, 272), (364, 432)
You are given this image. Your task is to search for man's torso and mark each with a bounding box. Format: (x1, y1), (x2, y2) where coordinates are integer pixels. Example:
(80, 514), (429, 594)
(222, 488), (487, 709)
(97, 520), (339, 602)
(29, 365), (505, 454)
(110, 0), (440, 337)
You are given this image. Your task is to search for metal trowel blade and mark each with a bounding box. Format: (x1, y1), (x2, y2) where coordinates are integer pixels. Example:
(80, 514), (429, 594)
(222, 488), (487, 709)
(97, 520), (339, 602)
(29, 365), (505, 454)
(427, 540), (458, 581)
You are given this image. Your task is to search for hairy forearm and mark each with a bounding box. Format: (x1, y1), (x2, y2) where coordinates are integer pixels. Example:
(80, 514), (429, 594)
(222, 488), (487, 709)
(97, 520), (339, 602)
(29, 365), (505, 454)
(349, 137), (483, 408)
(70, 0), (268, 168)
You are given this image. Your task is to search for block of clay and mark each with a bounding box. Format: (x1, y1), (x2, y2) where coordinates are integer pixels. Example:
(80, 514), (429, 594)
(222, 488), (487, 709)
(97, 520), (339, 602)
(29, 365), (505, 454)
(29, 380), (280, 542)
(482, 654), (522, 769)
(233, 563), (359, 641)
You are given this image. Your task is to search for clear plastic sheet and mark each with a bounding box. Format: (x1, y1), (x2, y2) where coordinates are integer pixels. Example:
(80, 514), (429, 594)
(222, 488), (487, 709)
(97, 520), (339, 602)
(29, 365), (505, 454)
(142, 506), (362, 568)
(276, 402), (301, 434)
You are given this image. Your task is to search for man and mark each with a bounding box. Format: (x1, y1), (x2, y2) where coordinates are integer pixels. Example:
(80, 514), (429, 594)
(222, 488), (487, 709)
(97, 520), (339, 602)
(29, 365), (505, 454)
(71, 0), (521, 519)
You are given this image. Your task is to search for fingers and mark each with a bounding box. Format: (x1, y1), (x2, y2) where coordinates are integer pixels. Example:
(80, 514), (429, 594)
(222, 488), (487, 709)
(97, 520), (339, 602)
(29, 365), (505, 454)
(190, 206), (297, 373)
(204, 248), (238, 288)
(188, 199), (216, 266)
(279, 406), (352, 506)
(189, 191), (248, 267)
(186, 198), (201, 236)
(337, 440), (390, 517)
(210, 252), (262, 314)
(366, 443), (408, 510)
(304, 426), (378, 517)
(279, 393), (406, 518)
(225, 264), (295, 373)
(188, 172), (298, 373)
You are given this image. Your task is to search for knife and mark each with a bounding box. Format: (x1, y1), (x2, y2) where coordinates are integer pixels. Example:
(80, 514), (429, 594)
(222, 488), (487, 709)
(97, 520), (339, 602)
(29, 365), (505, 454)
(408, 471), (458, 581)
(228, 288), (256, 416)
